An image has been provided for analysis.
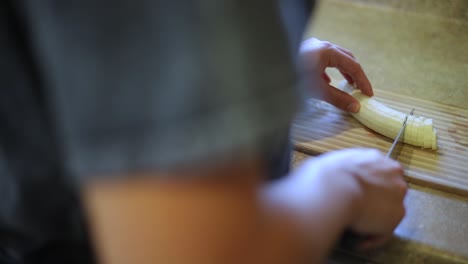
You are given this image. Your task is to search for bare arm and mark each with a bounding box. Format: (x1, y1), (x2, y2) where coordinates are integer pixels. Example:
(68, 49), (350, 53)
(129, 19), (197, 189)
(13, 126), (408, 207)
(83, 149), (406, 264)
(84, 158), (342, 264)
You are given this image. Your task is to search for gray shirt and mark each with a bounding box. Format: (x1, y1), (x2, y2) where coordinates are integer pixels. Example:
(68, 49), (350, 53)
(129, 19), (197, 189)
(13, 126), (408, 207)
(0, 0), (313, 262)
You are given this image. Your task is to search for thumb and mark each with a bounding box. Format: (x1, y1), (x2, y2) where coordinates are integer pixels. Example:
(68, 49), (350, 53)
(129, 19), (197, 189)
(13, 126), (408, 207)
(323, 84), (360, 113)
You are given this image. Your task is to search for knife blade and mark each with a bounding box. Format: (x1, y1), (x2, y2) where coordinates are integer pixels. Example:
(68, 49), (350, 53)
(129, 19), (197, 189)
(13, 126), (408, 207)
(386, 108), (415, 159)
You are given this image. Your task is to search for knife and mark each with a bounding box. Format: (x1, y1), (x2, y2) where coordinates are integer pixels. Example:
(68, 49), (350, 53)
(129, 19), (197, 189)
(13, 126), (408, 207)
(386, 108), (415, 159)
(339, 108), (415, 249)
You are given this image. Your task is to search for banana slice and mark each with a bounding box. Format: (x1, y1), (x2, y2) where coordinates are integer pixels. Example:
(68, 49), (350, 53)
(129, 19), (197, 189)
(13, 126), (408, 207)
(339, 81), (437, 150)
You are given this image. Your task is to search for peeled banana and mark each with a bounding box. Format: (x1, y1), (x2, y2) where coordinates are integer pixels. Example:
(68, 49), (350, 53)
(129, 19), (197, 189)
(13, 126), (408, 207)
(339, 81), (437, 150)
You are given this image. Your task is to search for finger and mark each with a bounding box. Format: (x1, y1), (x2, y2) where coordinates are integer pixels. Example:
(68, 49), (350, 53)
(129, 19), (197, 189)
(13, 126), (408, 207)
(339, 70), (354, 84)
(322, 72), (331, 83)
(324, 48), (373, 96)
(336, 46), (355, 59)
(357, 235), (392, 251)
(323, 83), (361, 113)
(398, 179), (409, 197)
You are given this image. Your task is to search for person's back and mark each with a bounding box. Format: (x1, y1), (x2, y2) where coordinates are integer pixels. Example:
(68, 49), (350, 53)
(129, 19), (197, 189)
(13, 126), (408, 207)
(0, 1), (93, 262)
(0, 1), (311, 262)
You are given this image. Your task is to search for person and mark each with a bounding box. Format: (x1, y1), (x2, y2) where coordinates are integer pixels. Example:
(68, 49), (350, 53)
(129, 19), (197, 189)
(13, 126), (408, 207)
(0, 0), (406, 263)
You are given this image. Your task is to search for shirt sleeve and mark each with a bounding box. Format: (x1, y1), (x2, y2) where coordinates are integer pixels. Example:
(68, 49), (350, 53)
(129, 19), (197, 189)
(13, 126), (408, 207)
(19, 0), (302, 183)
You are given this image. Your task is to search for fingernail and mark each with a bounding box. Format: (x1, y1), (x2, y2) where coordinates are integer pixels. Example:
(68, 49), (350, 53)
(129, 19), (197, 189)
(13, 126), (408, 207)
(347, 103), (360, 113)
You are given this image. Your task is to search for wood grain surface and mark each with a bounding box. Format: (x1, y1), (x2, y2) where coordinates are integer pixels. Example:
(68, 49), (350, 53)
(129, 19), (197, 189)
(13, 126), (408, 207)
(292, 89), (468, 196)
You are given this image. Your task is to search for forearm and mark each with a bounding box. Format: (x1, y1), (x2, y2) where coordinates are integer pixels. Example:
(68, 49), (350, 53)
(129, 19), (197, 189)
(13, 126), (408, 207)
(84, 159), (356, 264)
(260, 167), (358, 263)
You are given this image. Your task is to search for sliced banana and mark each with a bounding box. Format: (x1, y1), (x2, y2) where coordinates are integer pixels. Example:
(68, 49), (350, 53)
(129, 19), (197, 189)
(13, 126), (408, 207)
(339, 81), (437, 150)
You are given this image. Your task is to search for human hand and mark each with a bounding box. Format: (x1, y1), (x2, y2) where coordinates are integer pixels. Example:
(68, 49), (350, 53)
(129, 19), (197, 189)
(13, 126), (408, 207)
(318, 148), (407, 249)
(299, 38), (373, 113)
(285, 148), (406, 250)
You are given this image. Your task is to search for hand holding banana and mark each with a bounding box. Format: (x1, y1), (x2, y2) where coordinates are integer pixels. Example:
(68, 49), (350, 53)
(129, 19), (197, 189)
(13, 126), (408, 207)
(300, 38), (437, 149)
(299, 37), (373, 113)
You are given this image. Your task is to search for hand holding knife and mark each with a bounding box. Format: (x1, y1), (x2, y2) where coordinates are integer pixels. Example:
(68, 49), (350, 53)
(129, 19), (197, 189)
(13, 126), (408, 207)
(339, 108), (415, 250)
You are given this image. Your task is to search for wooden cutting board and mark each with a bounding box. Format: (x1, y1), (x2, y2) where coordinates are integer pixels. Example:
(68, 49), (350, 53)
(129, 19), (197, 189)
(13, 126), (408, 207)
(292, 89), (468, 196)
